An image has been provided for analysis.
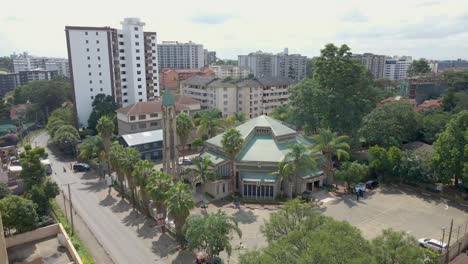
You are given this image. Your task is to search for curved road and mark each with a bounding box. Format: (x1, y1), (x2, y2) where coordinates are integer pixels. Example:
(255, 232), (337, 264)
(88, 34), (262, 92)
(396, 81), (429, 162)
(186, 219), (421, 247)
(36, 132), (170, 264)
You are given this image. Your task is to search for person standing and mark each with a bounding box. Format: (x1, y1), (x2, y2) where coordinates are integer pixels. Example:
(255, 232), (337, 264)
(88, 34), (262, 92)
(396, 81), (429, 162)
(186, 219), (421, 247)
(106, 176), (112, 195)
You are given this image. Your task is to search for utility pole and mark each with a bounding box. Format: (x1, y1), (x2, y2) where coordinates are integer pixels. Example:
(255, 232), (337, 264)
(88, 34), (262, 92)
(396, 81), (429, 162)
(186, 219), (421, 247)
(441, 226), (446, 252)
(445, 219), (454, 264)
(62, 190), (67, 221)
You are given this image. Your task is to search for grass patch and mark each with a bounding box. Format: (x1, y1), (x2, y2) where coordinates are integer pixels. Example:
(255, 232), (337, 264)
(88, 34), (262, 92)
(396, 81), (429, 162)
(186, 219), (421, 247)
(51, 200), (95, 264)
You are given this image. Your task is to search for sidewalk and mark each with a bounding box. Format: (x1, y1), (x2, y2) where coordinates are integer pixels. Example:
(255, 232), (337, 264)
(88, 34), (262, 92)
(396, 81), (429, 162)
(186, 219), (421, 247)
(56, 191), (114, 264)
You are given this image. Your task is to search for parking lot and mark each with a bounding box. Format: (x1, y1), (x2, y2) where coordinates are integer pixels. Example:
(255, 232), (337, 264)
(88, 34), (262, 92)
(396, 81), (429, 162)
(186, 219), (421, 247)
(322, 185), (468, 242)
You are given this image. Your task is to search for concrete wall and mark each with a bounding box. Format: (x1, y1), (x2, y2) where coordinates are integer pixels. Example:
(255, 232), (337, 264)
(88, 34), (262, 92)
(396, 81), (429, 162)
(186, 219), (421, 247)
(5, 223), (83, 264)
(0, 213), (8, 264)
(205, 179), (231, 200)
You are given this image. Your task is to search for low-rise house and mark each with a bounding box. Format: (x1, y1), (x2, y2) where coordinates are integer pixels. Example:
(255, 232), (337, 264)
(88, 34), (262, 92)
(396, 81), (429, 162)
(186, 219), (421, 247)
(201, 115), (325, 200)
(120, 130), (163, 161)
(378, 96), (442, 112)
(116, 94), (201, 135)
(159, 67), (214, 90)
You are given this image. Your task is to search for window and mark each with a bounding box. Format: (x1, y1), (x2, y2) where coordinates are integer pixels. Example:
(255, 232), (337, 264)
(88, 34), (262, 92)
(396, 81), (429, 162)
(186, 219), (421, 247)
(222, 184), (225, 193)
(86, 40), (89, 44)
(86, 48), (89, 52)
(119, 49), (124, 52)
(124, 99), (128, 103)
(152, 43), (155, 47)
(138, 85), (142, 88)
(90, 88), (93, 92)
(137, 78), (141, 81)
(135, 42), (139, 46)
(88, 64), (91, 68)
(99, 80), (102, 84)
(135, 34), (139, 38)
(139, 115), (146, 120)
(136, 49), (140, 53)
(139, 99), (143, 102)
(137, 64), (141, 67)
(120, 56), (125, 60)
(121, 71), (126, 75)
(130, 116), (136, 121)
(223, 87), (227, 91)
(88, 72), (92, 76)
(136, 56), (140, 60)
(134, 27), (138, 31)
(123, 92), (127, 96)
(139, 123), (146, 129)
(121, 64), (126, 67)
(97, 48), (100, 52)
(99, 72), (102, 76)
(150, 113), (158, 118)
(119, 34), (123, 38)
(96, 40), (99, 44)
(123, 85), (127, 89)
(122, 78), (126, 82)
(98, 56), (101, 61)
(89, 80), (92, 84)
(137, 70), (141, 74)
(224, 101), (228, 105)
(130, 124), (136, 130)
(138, 92), (142, 95)
(98, 64), (101, 68)
(100, 88), (103, 91)
(91, 96), (94, 99)
(85, 32), (88, 35)
(150, 122), (158, 127)
(223, 94), (228, 98)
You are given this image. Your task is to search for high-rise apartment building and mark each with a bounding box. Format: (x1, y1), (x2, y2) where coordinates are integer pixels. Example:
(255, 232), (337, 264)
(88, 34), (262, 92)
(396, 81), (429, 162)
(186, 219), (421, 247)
(17, 69), (58, 85)
(0, 72), (18, 98)
(11, 52), (69, 77)
(384, 56), (412, 81)
(157, 41), (204, 69)
(238, 49), (307, 81)
(66, 18), (159, 127)
(353, 53), (386, 79)
(204, 50), (217, 66)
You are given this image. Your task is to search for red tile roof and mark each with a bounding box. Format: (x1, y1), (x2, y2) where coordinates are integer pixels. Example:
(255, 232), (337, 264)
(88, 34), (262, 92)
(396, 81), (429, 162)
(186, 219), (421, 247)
(10, 103), (32, 120)
(415, 99), (442, 112)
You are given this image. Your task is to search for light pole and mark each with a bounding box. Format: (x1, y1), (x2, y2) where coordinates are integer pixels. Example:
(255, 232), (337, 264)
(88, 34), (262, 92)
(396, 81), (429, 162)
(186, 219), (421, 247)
(441, 227), (446, 252)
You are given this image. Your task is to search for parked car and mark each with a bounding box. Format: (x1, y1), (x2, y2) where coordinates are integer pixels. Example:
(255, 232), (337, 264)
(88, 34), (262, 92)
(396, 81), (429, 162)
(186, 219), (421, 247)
(352, 182), (366, 193)
(365, 180), (378, 189)
(301, 190), (314, 201)
(178, 158), (193, 165)
(418, 238), (447, 251)
(73, 163), (90, 172)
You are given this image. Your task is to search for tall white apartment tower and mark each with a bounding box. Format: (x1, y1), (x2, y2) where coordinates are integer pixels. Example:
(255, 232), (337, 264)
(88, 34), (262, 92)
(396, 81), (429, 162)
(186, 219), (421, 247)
(66, 18), (159, 128)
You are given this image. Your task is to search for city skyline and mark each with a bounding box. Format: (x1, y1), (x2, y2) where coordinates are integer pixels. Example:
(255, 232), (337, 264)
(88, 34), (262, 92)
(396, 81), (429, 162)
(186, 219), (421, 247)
(1, 0), (468, 60)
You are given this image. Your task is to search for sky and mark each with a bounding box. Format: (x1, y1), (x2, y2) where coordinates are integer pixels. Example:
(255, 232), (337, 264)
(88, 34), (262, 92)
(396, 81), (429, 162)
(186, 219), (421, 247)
(1, 0), (468, 60)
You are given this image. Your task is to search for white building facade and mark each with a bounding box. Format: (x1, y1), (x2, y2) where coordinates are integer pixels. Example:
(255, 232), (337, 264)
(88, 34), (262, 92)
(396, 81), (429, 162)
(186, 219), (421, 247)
(66, 18), (160, 127)
(157, 41), (204, 69)
(209, 65), (251, 79)
(384, 56), (412, 81)
(11, 52), (69, 77)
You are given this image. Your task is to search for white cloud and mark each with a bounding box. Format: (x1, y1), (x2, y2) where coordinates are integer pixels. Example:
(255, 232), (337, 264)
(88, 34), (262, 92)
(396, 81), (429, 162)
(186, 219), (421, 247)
(0, 0), (467, 60)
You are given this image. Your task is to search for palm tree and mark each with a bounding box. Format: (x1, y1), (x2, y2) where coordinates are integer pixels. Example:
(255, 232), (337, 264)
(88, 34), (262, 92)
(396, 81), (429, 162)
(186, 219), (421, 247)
(197, 113), (222, 138)
(176, 113), (194, 160)
(309, 128), (350, 185)
(166, 182), (195, 244)
(233, 112), (248, 124)
(132, 160), (154, 216)
(146, 171), (172, 219)
(284, 143), (317, 196)
(78, 135), (104, 161)
(221, 128), (244, 192)
(97, 115), (114, 176)
(183, 156), (218, 188)
(121, 147), (141, 208)
(273, 161), (294, 199)
(270, 104), (289, 121)
(110, 142), (126, 199)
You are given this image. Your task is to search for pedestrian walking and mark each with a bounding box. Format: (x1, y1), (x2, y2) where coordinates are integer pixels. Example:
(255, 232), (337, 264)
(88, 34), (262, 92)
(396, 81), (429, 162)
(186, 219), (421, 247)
(63, 166), (66, 173)
(106, 176), (112, 195)
(356, 191), (359, 201)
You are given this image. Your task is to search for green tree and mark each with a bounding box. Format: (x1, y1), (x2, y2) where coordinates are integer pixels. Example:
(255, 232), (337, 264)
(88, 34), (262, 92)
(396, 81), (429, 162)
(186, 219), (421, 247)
(19, 147), (47, 190)
(305, 57), (316, 78)
(0, 182), (11, 199)
(371, 229), (439, 264)
(272, 161), (294, 198)
(78, 135), (104, 160)
(368, 146), (391, 181)
(176, 113), (194, 160)
(183, 156), (218, 187)
(270, 104), (289, 122)
(146, 171), (172, 219)
(96, 115), (114, 174)
(28, 184), (49, 216)
(121, 147), (141, 208)
(284, 143), (317, 195)
(359, 101), (420, 147)
(196, 109), (223, 138)
(221, 128), (244, 192)
(407, 59), (431, 77)
(433, 110), (468, 185)
(336, 162), (368, 190)
(0, 195), (38, 233)
(184, 210), (242, 262)
(442, 69), (468, 92)
(309, 128), (349, 185)
(132, 160), (154, 216)
(288, 78), (321, 134)
(421, 110), (450, 143)
(232, 112), (248, 124)
(166, 182), (194, 244)
(0, 57), (13, 72)
(53, 125), (80, 152)
(88, 94), (116, 130)
(110, 142), (127, 198)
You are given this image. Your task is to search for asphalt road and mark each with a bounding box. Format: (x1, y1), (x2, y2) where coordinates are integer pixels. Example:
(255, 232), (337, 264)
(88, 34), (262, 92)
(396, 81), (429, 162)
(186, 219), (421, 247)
(36, 132), (168, 264)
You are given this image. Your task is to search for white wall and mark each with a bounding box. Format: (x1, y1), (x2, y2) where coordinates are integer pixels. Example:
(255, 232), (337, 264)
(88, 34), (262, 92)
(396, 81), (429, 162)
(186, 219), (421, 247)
(68, 29), (114, 127)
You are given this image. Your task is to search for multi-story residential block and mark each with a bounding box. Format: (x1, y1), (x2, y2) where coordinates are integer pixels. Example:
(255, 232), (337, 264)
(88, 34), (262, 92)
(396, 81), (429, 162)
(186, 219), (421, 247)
(353, 53), (386, 79)
(238, 48), (307, 81)
(435, 59), (468, 72)
(66, 17), (160, 127)
(0, 71), (18, 98)
(17, 69), (58, 85)
(11, 52), (69, 77)
(181, 76), (293, 118)
(160, 68), (214, 90)
(116, 94), (201, 135)
(204, 50), (217, 66)
(384, 56), (412, 81)
(157, 41), (204, 69)
(209, 65), (251, 79)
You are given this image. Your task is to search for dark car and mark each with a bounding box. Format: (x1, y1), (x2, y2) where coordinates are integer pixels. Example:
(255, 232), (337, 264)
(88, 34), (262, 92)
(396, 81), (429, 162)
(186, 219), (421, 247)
(365, 180), (378, 189)
(301, 190), (314, 201)
(73, 163), (90, 172)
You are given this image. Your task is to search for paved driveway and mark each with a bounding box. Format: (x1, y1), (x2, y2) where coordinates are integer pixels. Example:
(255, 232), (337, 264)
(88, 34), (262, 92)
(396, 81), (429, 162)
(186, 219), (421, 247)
(321, 185), (468, 243)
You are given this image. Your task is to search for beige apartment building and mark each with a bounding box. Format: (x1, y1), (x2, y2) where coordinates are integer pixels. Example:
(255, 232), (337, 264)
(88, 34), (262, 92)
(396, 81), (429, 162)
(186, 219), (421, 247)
(181, 76), (293, 118)
(209, 65), (251, 79)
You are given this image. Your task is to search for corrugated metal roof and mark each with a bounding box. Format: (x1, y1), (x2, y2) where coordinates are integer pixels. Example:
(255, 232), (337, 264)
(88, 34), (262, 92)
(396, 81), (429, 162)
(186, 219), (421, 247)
(121, 129), (163, 146)
(240, 170), (277, 183)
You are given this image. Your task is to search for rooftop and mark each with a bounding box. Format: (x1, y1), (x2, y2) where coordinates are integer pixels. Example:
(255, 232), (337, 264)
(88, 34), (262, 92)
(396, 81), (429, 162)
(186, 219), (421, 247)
(181, 75), (216, 86)
(8, 236), (73, 264)
(121, 129), (163, 146)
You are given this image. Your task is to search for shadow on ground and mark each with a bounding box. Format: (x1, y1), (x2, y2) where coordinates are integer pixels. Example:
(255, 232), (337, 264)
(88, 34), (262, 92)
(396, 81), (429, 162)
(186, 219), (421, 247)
(99, 195), (117, 207)
(232, 208), (258, 224)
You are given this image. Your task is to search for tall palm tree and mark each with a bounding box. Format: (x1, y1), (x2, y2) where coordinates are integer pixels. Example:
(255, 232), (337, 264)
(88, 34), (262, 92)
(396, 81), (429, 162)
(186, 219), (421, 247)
(176, 113), (194, 160)
(309, 128), (350, 185)
(183, 156), (218, 188)
(166, 182), (195, 244)
(146, 171), (172, 219)
(121, 147), (141, 208)
(97, 115), (114, 176)
(272, 161), (294, 198)
(270, 104), (289, 121)
(284, 143), (317, 196)
(221, 128), (244, 192)
(233, 112), (248, 124)
(197, 114), (222, 138)
(132, 160), (154, 216)
(110, 142), (126, 199)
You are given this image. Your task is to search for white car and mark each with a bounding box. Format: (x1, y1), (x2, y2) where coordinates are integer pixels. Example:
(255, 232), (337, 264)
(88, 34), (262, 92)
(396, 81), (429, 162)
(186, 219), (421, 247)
(418, 238), (447, 251)
(354, 183), (366, 193)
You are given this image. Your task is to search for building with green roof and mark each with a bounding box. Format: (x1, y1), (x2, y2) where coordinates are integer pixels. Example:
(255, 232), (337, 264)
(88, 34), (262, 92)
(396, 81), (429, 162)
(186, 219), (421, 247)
(202, 115), (325, 200)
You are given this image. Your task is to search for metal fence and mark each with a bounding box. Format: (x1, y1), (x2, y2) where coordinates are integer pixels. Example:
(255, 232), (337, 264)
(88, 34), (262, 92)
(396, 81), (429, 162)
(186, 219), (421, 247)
(440, 222), (468, 264)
